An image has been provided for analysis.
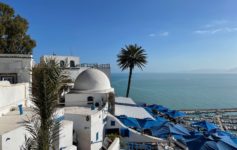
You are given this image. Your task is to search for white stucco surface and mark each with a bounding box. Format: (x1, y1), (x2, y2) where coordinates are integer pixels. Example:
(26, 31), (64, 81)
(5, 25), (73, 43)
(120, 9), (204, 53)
(58, 120), (74, 150)
(107, 138), (120, 150)
(114, 97), (153, 119)
(65, 106), (107, 150)
(115, 97), (136, 105)
(0, 82), (30, 116)
(74, 68), (112, 92)
(41, 55), (80, 68)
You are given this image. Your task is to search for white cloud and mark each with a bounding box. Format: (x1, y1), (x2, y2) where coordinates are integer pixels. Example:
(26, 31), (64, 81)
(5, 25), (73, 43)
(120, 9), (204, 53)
(149, 33), (156, 37)
(149, 32), (169, 37)
(159, 32), (169, 36)
(203, 20), (228, 28)
(194, 27), (237, 35)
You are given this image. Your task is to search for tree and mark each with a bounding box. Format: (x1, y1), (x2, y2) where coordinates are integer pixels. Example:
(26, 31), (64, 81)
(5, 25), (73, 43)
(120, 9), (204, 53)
(24, 60), (68, 150)
(0, 2), (36, 54)
(117, 44), (147, 97)
(108, 92), (115, 115)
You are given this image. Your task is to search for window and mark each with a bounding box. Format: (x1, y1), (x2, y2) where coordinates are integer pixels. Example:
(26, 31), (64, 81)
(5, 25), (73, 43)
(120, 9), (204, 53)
(120, 128), (130, 137)
(87, 96), (94, 105)
(70, 60), (75, 67)
(0, 73), (17, 84)
(96, 132), (99, 141)
(60, 60), (65, 67)
(111, 121), (115, 126)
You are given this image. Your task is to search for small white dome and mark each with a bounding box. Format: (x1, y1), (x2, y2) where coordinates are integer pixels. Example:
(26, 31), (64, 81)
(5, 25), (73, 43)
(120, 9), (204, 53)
(74, 68), (111, 91)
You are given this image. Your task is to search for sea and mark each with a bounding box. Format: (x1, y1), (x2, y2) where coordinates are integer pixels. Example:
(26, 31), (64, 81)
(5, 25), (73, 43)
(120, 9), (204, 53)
(111, 73), (237, 110)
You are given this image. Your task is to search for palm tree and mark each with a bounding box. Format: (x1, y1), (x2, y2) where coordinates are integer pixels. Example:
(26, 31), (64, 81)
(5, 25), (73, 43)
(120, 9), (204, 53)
(117, 44), (147, 97)
(24, 59), (68, 150)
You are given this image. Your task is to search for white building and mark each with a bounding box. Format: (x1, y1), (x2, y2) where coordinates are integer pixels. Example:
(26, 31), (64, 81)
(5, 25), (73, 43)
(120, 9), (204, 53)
(65, 68), (114, 107)
(40, 55), (80, 68)
(0, 81), (75, 150)
(40, 55), (111, 81)
(64, 68), (114, 150)
(0, 54), (33, 84)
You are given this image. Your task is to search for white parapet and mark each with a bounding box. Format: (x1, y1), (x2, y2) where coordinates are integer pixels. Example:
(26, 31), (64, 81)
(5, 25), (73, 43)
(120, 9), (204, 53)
(0, 81), (30, 116)
(107, 138), (120, 150)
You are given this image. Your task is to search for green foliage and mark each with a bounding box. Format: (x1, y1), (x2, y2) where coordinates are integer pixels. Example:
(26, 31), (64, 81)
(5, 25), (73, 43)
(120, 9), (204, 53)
(24, 60), (68, 150)
(117, 44), (147, 97)
(0, 2), (36, 54)
(107, 133), (119, 141)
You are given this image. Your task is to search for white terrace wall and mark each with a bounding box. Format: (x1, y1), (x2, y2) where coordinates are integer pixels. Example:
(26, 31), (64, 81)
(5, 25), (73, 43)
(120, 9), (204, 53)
(0, 82), (30, 116)
(108, 138), (120, 150)
(0, 126), (29, 150)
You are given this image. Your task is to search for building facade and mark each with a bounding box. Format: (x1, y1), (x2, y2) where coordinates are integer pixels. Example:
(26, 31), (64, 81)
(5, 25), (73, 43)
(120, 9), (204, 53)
(64, 68), (114, 150)
(0, 54), (33, 84)
(40, 55), (111, 81)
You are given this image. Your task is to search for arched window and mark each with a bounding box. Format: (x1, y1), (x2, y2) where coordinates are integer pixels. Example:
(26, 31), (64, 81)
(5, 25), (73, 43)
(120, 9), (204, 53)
(60, 60), (65, 67)
(70, 60), (75, 67)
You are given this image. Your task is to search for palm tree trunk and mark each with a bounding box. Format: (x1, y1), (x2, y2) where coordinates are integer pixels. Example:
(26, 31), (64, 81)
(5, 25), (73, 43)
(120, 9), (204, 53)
(126, 67), (133, 97)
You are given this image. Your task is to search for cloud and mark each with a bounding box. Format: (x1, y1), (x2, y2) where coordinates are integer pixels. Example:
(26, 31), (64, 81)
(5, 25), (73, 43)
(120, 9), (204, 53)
(159, 32), (169, 36)
(194, 27), (237, 35)
(149, 32), (169, 37)
(203, 20), (228, 28)
(149, 33), (156, 37)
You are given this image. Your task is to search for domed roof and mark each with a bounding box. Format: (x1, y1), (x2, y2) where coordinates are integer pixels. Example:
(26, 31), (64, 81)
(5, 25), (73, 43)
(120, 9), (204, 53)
(74, 68), (111, 92)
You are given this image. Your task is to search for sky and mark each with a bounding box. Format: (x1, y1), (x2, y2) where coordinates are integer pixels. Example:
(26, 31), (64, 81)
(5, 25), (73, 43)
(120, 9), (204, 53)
(2, 0), (237, 73)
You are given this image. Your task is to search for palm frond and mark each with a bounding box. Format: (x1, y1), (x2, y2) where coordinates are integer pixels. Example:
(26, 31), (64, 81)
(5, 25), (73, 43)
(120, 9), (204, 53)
(24, 59), (69, 150)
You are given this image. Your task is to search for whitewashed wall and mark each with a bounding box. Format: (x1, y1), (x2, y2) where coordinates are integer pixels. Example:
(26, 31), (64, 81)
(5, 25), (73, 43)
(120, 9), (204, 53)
(40, 55), (80, 68)
(58, 120), (74, 150)
(64, 112), (91, 150)
(90, 110), (106, 150)
(0, 126), (29, 150)
(65, 93), (107, 107)
(0, 82), (29, 116)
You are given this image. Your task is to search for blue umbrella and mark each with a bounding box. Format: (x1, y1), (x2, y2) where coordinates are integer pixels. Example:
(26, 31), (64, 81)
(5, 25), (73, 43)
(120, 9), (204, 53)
(217, 135), (237, 149)
(151, 122), (190, 138)
(192, 121), (218, 132)
(167, 110), (186, 119)
(144, 107), (153, 115)
(200, 141), (218, 150)
(117, 115), (141, 129)
(155, 116), (168, 123)
(147, 104), (169, 112)
(137, 118), (164, 129)
(184, 134), (211, 150)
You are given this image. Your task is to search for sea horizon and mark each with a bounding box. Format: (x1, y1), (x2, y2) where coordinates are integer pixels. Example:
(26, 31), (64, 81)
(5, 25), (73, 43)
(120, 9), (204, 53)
(111, 73), (237, 110)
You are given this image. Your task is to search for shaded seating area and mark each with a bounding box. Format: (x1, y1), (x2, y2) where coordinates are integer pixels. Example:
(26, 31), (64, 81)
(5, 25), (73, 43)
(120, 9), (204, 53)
(192, 120), (219, 132)
(151, 122), (191, 138)
(117, 115), (141, 130)
(143, 104), (187, 125)
(117, 103), (237, 150)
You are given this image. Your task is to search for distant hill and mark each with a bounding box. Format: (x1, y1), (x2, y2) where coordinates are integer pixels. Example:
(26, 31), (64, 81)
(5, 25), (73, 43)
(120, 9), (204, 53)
(228, 67), (237, 73)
